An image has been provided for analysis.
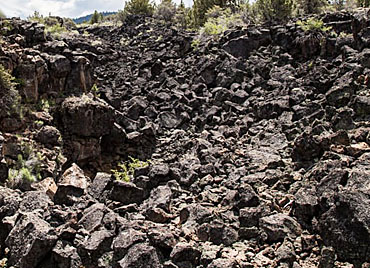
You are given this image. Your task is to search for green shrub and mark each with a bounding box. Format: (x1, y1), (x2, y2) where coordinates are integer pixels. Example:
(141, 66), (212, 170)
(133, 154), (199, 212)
(112, 157), (150, 182)
(37, 98), (55, 113)
(46, 24), (67, 36)
(0, 64), (22, 119)
(191, 0), (236, 27)
(116, 10), (128, 23)
(90, 83), (100, 98)
(238, 1), (258, 24)
(255, 0), (294, 23)
(203, 20), (226, 35)
(7, 143), (44, 186)
(295, 0), (327, 14)
(0, 64), (16, 90)
(0, 20), (14, 35)
(28, 11), (44, 23)
(154, 0), (177, 22)
(199, 7), (243, 38)
(191, 39), (200, 50)
(124, 0), (154, 16)
(296, 18), (331, 32)
(19, 167), (35, 182)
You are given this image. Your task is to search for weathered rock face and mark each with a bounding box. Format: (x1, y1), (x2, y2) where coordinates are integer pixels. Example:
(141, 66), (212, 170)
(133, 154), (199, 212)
(222, 28), (271, 58)
(54, 163), (90, 205)
(59, 95), (114, 138)
(0, 10), (369, 268)
(6, 212), (58, 268)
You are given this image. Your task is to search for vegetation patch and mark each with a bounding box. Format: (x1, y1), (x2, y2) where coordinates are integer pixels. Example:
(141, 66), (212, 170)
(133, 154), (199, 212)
(7, 140), (44, 187)
(296, 18), (332, 32)
(112, 157), (150, 182)
(28, 11), (77, 38)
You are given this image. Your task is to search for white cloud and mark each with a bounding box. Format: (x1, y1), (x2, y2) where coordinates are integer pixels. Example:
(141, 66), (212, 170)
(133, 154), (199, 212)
(1, 0), (193, 19)
(2, 0), (124, 19)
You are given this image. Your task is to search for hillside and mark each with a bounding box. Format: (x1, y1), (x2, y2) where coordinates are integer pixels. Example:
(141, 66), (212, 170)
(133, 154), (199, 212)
(73, 11), (117, 24)
(0, 10), (369, 268)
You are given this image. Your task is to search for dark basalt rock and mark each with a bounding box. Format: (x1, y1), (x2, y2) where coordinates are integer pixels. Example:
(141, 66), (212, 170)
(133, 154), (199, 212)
(59, 95), (114, 138)
(109, 180), (145, 205)
(118, 243), (162, 268)
(6, 212), (58, 268)
(318, 167), (370, 263)
(54, 164), (90, 205)
(0, 10), (370, 268)
(222, 28), (271, 59)
(259, 214), (302, 242)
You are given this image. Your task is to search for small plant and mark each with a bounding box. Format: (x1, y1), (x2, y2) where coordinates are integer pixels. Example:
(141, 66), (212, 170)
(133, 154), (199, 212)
(338, 32), (352, 38)
(0, 64), (16, 90)
(296, 18), (332, 32)
(191, 39), (200, 50)
(8, 155), (36, 183)
(112, 157), (150, 182)
(7, 141), (44, 187)
(0, 20), (13, 35)
(90, 84), (100, 98)
(45, 24), (68, 37)
(34, 120), (44, 127)
(37, 98), (51, 112)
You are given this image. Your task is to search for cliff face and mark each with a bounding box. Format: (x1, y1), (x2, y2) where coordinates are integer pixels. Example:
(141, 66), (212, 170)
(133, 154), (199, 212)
(0, 10), (369, 268)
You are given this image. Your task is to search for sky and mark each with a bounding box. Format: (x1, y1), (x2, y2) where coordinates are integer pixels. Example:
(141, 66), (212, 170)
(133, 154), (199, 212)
(2, 0), (192, 19)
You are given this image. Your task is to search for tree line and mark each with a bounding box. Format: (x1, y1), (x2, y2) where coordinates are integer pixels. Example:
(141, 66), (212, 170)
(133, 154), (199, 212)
(116, 0), (370, 28)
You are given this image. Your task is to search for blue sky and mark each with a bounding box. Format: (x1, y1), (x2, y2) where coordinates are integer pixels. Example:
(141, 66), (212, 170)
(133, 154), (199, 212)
(2, 0), (192, 19)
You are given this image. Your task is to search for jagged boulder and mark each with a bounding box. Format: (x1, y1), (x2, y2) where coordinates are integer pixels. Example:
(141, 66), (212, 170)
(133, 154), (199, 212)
(54, 163), (90, 205)
(59, 95), (114, 138)
(5, 212), (58, 268)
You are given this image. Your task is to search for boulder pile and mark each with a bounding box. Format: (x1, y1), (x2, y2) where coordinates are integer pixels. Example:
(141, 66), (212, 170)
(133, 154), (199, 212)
(0, 10), (369, 268)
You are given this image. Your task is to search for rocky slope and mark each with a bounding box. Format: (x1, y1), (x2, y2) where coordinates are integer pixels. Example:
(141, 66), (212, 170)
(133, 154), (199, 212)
(0, 10), (369, 268)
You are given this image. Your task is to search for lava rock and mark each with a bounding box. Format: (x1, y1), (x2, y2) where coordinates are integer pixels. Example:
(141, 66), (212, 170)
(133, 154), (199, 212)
(170, 242), (201, 266)
(5, 212), (58, 268)
(259, 213), (302, 242)
(117, 243), (161, 268)
(54, 163), (90, 205)
(109, 180), (145, 205)
(59, 95), (114, 138)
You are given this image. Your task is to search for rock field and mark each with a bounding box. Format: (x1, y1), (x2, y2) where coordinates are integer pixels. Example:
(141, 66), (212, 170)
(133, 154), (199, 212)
(0, 10), (369, 268)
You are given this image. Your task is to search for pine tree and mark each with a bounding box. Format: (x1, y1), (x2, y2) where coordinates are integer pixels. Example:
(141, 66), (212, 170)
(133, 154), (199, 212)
(175, 0), (192, 28)
(154, 0), (177, 21)
(255, 0), (293, 23)
(124, 0), (154, 16)
(90, 10), (100, 24)
(295, 0), (327, 14)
